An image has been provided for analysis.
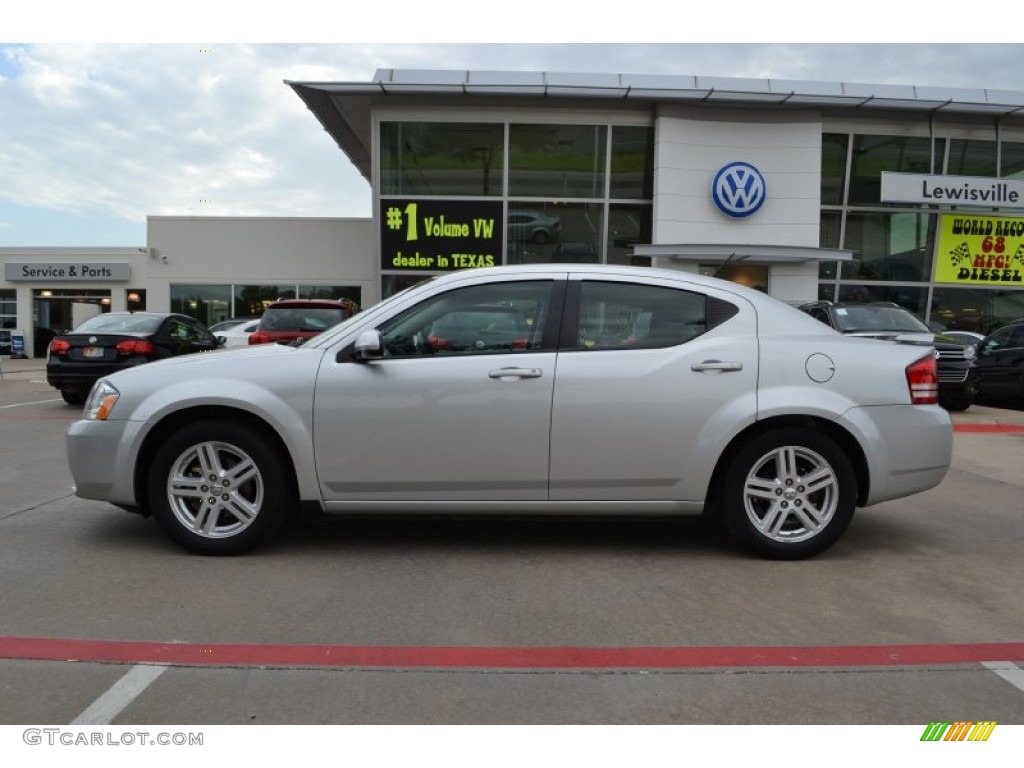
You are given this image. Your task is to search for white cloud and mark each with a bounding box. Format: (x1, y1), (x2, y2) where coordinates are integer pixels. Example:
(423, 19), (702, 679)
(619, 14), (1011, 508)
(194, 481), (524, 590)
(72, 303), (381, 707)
(1, 42), (1023, 246)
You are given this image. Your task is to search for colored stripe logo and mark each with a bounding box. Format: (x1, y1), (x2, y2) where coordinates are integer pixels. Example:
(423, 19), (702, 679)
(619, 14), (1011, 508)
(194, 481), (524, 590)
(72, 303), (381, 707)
(920, 721), (997, 741)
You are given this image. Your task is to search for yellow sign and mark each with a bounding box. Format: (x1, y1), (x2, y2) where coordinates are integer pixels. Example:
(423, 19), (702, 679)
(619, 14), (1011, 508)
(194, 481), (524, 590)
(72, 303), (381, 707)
(935, 214), (1024, 284)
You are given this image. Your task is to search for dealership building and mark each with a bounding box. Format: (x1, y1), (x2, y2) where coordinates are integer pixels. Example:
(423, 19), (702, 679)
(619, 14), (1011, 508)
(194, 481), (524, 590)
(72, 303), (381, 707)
(3, 68), (1024, 357)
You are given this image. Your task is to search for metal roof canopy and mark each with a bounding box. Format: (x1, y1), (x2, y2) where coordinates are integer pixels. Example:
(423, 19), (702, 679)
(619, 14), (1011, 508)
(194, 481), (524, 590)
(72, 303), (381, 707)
(635, 244), (853, 263)
(287, 69), (1024, 180)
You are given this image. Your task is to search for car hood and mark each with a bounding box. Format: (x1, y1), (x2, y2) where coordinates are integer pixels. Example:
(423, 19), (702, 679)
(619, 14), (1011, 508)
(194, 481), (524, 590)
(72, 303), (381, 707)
(101, 340), (314, 386)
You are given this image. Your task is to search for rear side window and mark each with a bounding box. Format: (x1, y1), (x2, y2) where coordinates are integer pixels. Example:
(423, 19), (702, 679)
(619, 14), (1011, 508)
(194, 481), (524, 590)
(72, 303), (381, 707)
(572, 281), (735, 351)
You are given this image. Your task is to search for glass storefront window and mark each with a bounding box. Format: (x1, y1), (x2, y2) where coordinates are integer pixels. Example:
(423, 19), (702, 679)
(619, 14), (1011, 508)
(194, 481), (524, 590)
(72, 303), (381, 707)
(609, 126), (654, 200)
(380, 122), (504, 196)
(1000, 141), (1024, 180)
(841, 212), (936, 282)
(819, 211), (842, 279)
(930, 287), (1024, 335)
(821, 133), (848, 206)
(507, 203), (603, 265)
(946, 138), (998, 177)
(509, 124), (607, 198)
(837, 284), (928, 317)
(606, 204), (653, 267)
(233, 285), (295, 317)
(171, 285), (232, 326)
(848, 135), (945, 206)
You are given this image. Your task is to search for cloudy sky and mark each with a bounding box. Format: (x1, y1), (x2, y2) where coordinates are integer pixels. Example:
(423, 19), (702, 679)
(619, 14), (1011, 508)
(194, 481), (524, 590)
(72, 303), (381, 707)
(2, 4), (1022, 247)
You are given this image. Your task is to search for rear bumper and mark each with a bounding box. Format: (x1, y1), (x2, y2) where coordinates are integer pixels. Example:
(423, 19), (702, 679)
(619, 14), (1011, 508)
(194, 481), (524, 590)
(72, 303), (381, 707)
(841, 404), (953, 506)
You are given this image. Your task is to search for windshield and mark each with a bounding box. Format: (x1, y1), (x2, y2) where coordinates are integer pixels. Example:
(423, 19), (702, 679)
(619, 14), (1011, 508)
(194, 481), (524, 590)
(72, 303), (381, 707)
(72, 314), (164, 334)
(833, 306), (930, 334)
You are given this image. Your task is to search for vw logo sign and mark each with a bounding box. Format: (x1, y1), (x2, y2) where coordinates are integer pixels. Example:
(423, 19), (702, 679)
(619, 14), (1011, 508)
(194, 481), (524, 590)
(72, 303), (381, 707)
(712, 161), (767, 218)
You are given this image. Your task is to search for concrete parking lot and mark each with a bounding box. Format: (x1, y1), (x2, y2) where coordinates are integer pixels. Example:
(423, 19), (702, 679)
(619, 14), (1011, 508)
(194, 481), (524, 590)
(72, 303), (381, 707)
(1, 355), (1023, 734)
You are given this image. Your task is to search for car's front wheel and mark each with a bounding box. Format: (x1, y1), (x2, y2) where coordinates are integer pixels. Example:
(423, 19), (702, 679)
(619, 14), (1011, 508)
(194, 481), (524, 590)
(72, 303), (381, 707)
(147, 419), (291, 555)
(717, 428), (856, 560)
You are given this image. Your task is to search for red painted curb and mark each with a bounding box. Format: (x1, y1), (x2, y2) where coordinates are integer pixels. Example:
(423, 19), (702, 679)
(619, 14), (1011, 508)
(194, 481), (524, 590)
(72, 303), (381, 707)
(1, 636), (1022, 670)
(953, 424), (1024, 433)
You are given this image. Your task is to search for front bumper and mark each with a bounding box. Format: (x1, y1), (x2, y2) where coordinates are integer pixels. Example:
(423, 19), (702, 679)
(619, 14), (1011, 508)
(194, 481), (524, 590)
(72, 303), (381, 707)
(66, 417), (144, 507)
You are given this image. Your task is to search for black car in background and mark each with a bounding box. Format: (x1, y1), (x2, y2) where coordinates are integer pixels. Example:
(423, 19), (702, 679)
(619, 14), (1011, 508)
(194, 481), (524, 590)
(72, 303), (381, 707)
(47, 312), (221, 405)
(974, 319), (1024, 405)
(799, 301), (980, 412)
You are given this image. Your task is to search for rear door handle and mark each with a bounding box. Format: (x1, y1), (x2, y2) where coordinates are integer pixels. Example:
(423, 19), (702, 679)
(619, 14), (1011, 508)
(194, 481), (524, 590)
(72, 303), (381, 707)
(691, 360), (743, 373)
(489, 367), (543, 380)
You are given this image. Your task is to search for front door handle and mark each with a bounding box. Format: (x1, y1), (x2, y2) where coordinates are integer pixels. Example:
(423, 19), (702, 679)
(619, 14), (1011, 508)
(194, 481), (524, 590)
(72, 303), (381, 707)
(691, 360), (743, 373)
(488, 367), (543, 380)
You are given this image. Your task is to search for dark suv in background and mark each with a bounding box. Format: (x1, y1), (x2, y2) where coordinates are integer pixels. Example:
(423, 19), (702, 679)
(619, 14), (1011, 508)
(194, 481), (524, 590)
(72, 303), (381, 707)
(799, 301), (980, 411)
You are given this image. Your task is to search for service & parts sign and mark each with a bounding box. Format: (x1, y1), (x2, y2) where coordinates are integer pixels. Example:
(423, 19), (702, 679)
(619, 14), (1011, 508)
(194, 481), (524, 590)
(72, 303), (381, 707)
(935, 214), (1024, 285)
(380, 199), (504, 272)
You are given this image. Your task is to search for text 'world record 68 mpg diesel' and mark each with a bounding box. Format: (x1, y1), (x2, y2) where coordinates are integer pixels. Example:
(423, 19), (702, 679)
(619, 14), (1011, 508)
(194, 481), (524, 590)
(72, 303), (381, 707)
(66, 264), (953, 560)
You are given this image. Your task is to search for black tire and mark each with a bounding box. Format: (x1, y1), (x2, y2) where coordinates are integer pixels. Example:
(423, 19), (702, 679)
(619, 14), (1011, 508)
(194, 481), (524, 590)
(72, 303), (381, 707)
(147, 419), (291, 555)
(717, 428), (856, 560)
(941, 395), (973, 412)
(531, 230), (550, 244)
(61, 389), (87, 405)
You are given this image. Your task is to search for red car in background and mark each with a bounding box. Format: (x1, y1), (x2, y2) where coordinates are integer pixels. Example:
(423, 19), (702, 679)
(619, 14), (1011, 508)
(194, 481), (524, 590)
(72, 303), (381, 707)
(248, 299), (358, 346)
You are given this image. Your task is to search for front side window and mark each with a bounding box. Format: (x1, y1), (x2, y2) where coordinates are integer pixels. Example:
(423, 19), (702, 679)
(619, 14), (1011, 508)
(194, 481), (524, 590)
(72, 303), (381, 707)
(573, 281), (715, 351)
(378, 280), (556, 358)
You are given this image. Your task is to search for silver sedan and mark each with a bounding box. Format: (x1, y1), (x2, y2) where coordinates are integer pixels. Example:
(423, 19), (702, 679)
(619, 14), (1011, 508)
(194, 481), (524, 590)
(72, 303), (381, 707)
(66, 265), (953, 559)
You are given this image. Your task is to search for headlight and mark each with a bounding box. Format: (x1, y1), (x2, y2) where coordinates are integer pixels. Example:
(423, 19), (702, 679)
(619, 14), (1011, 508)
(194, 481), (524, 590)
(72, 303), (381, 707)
(84, 380), (120, 421)
(962, 344), (977, 361)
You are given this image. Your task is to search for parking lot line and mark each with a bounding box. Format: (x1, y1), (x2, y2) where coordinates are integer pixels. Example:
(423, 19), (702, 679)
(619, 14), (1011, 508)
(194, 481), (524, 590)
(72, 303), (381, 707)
(3, 636), (1023, 670)
(70, 663), (168, 725)
(982, 661), (1024, 693)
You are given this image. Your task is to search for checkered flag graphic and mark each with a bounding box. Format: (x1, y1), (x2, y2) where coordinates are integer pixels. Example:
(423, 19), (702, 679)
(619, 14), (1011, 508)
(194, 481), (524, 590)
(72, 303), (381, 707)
(948, 242), (972, 267)
(1013, 243), (1024, 267)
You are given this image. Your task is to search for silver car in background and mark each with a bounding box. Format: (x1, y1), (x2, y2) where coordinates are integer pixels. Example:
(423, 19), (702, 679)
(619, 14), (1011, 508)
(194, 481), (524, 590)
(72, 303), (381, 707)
(66, 265), (953, 559)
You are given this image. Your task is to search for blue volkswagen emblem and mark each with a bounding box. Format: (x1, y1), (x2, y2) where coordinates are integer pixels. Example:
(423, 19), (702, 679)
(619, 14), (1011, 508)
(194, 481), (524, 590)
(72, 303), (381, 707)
(712, 162), (767, 218)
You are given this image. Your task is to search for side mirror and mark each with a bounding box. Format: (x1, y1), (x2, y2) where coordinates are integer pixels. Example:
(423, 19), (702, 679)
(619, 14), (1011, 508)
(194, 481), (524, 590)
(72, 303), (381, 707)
(353, 329), (384, 361)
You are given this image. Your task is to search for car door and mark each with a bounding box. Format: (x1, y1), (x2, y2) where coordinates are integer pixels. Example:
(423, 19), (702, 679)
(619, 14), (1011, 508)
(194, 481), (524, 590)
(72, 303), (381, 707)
(548, 275), (759, 502)
(976, 325), (1024, 396)
(313, 277), (564, 505)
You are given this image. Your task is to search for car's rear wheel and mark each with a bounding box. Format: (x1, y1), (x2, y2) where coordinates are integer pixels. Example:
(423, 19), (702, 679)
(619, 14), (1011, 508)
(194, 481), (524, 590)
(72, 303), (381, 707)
(147, 420), (291, 555)
(531, 230), (550, 244)
(60, 389), (87, 405)
(717, 428), (856, 560)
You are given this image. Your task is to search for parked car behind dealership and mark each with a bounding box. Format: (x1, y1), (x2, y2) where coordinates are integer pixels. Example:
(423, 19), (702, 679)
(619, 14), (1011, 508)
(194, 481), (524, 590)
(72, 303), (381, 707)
(798, 301), (980, 412)
(47, 312), (221, 405)
(66, 265), (952, 561)
(974, 319), (1024, 405)
(248, 298), (358, 346)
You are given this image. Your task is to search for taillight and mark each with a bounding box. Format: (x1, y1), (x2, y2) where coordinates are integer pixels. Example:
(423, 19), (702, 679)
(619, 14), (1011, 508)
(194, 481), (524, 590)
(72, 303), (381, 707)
(49, 339), (71, 354)
(116, 339), (156, 355)
(906, 354), (939, 405)
(249, 331), (270, 345)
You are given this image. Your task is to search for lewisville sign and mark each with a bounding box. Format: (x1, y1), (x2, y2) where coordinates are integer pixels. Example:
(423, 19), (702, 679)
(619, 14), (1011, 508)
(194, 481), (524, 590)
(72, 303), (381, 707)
(881, 172), (1024, 209)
